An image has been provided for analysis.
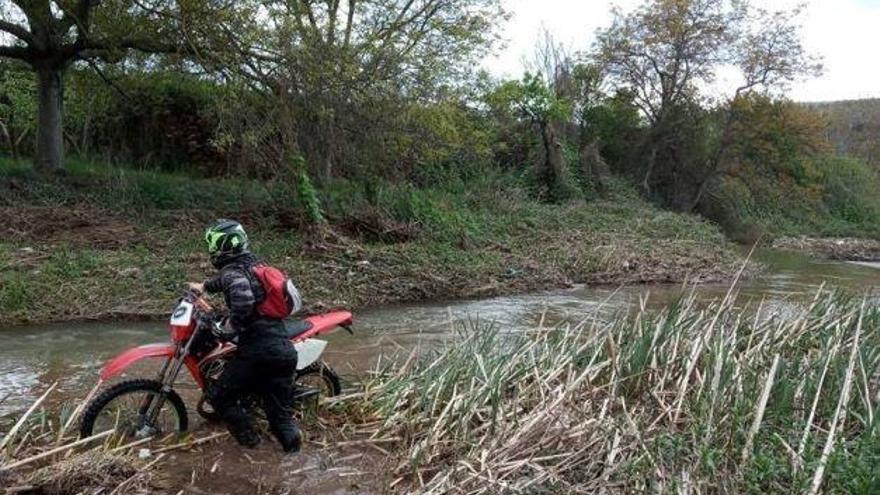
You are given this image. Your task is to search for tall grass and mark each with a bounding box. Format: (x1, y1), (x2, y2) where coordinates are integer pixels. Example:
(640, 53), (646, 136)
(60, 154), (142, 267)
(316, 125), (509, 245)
(0, 383), (229, 492)
(357, 290), (880, 493)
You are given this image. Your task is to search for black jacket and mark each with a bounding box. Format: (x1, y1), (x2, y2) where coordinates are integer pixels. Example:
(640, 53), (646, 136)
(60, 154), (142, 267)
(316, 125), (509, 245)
(203, 253), (288, 343)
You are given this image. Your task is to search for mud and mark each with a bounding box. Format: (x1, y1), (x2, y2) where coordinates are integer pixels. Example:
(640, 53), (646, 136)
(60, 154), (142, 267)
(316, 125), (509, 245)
(0, 207), (141, 250)
(149, 424), (392, 495)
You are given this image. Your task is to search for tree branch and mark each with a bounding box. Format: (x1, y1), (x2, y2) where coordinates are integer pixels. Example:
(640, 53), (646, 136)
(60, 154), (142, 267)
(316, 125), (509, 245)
(343, 0), (355, 48)
(302, 0), (319, 31)
(326, 0), (340, 45)
(56, 0), (93, 36)
(0, 19), (34, 45)
(63, 37), (183, 60)
(0, 44), (32, 60)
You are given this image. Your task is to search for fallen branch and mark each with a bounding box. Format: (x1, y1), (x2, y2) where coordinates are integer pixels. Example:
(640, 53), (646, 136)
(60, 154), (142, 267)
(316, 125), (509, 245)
(151, 431), (228, 454)
(109, 435), (155, 453)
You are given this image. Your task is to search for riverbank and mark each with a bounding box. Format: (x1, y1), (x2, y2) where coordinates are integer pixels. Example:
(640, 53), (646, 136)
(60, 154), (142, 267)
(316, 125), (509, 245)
(773, 236), (880, 261)
(0, 160), (747, 326)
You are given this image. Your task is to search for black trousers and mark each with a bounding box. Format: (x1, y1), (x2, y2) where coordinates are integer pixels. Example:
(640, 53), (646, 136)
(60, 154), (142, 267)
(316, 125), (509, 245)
(208, 336), (300, 450)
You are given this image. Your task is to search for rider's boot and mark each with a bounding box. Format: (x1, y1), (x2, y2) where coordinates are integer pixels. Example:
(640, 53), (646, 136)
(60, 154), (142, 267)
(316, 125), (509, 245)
(209, 383), (261, 448)
(222, 405), (261, 448)
(270, 422), (302, 453)
(229, 421), (261, 448)
(263, 377), (302, 453)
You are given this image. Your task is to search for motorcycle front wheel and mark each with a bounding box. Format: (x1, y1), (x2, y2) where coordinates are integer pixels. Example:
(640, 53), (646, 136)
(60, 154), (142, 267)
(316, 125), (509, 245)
(79, 379), (188, 440)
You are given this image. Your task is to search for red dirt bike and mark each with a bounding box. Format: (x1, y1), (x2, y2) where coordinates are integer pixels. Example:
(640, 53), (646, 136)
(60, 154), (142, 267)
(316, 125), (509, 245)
(79, 289), (352, 440)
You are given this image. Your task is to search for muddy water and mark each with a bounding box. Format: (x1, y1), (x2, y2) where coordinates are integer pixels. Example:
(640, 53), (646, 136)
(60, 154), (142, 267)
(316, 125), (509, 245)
(2, 249), (880, 418)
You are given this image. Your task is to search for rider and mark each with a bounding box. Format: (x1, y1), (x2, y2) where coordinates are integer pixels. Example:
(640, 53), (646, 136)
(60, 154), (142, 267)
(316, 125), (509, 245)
(189, 219), (302, 452)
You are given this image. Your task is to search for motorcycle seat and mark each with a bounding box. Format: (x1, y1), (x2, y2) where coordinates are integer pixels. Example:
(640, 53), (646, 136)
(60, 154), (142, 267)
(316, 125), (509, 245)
(285, 320), (314, 339)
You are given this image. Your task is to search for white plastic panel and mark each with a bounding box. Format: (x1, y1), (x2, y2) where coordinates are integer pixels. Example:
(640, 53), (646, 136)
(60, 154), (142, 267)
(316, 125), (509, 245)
(294, 339), (327, 370)
(169, 301), (193, 326)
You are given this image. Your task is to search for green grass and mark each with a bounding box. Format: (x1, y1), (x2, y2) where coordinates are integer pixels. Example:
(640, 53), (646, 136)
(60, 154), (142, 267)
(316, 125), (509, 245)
(346, 290), (880, 494)
(0, 157), (743, 325)
(0, 157), (282, 213)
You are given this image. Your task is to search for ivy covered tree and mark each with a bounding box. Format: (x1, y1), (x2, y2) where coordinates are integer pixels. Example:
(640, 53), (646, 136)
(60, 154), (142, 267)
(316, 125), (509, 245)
(488, 74), (572, 200)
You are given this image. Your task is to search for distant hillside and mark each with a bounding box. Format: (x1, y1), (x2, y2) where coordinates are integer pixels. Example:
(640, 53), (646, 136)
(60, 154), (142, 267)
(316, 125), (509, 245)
(807, 98), (880, 168)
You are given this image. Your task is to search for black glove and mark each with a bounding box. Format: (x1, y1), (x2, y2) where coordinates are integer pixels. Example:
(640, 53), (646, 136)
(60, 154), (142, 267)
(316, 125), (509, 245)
(211, 316), (237, 343)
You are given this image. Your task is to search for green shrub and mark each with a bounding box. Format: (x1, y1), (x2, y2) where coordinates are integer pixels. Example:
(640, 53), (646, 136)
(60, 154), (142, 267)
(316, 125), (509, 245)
(0, 274), (32, 313)
(701, 153), (880, 240)
(297, 167), (325, 225)
(819, 155), (880, 225)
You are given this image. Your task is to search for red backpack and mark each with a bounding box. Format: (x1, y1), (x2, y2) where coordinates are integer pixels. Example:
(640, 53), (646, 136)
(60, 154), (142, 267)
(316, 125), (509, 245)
(251, 264), (302, 319)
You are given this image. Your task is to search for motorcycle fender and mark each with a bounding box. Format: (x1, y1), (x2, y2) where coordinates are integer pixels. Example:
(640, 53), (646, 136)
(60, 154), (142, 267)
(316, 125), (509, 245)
(294, 339), (327, 370)
(100, 343), (204, 388)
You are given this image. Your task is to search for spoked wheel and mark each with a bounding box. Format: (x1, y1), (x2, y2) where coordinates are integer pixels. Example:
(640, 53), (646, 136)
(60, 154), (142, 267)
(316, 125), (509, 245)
(296, 361), (342, 399)
(80, 379), (188, 441)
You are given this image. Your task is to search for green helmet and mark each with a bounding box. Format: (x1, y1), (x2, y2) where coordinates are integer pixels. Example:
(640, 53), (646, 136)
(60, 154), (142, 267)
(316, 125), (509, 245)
(205, 219), (249, 268)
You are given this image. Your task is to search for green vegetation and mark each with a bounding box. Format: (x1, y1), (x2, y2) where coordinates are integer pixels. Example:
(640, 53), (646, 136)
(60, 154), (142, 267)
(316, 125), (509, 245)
(2, 0), (879, 493)
(811, 98), (880, 169)
(3, 0), (878, 247)
(350, 290), (880, 494)
(696, 97), (880, 241)
(0, 157), (741, 326)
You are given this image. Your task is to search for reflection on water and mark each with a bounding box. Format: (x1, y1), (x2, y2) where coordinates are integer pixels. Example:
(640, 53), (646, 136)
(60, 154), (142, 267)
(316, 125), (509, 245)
(2, 249), (879, 417)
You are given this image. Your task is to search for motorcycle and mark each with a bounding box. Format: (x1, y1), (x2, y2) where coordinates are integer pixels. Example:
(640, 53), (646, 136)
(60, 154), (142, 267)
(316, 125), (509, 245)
(79, 289), (353, 440)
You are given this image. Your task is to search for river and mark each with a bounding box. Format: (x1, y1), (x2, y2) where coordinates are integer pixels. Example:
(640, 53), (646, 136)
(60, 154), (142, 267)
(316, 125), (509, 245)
(2, 249), (879, 419)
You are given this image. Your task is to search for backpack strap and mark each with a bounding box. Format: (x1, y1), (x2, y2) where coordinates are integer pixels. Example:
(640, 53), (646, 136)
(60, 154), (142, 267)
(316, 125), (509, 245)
(238, 260), (267, 305)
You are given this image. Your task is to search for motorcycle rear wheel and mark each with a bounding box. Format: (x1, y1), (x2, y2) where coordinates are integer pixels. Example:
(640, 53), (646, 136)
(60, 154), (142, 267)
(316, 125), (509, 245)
(79, 379), (188, 440)
(297, 361), (342, 397)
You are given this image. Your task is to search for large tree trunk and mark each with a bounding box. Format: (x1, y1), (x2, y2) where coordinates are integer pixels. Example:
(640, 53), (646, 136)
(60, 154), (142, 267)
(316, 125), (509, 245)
(579, 138), (609, 193)
(0, 120), (17, 161)
(540, 120), (566, 200)
(34, 65), (65, 173)
(642, 143), (657, 196)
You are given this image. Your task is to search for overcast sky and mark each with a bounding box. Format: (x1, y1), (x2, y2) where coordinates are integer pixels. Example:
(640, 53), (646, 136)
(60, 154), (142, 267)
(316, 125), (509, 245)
(483, 0), (880, 102)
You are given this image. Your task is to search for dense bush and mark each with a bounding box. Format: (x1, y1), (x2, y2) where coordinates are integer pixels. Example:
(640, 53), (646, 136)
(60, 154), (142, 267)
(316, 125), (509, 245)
(819, 155), (880, 227)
